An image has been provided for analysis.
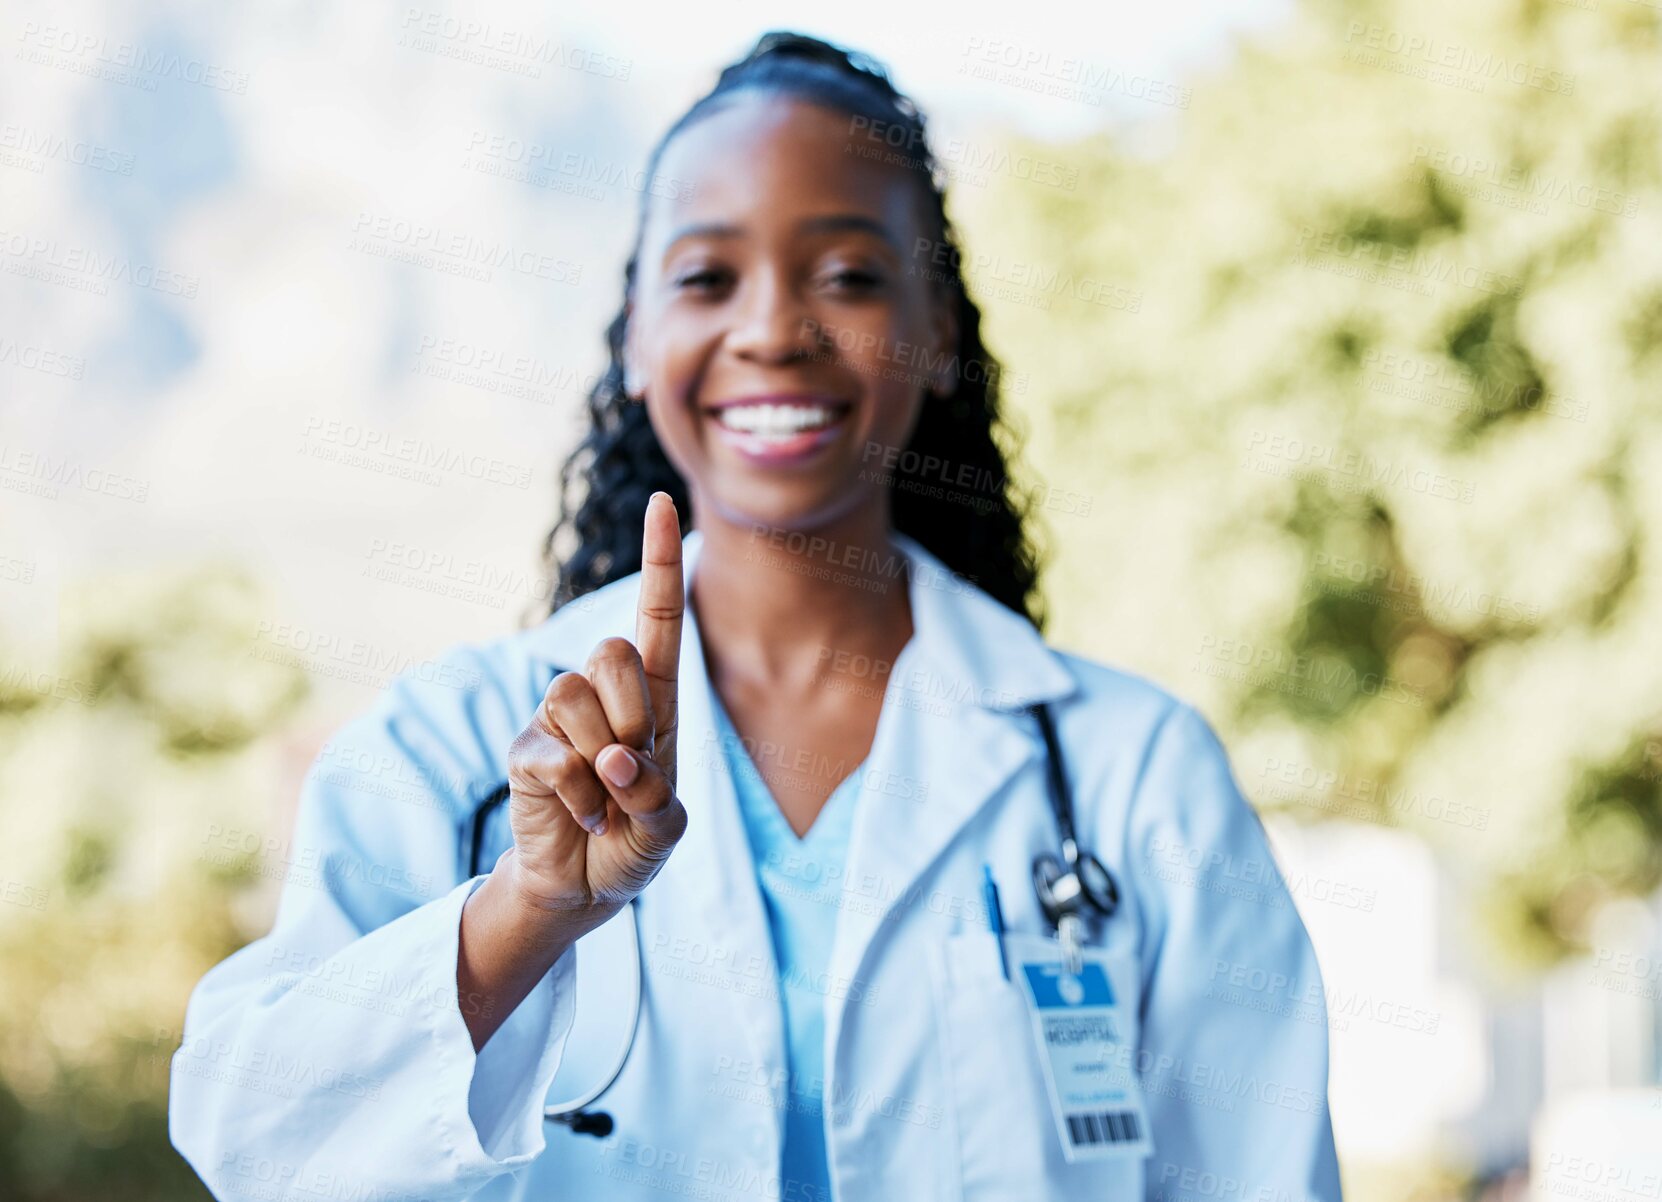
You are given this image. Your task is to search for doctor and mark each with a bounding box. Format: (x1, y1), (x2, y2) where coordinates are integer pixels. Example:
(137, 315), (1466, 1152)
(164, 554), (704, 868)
(170, 29), (1342, 1202)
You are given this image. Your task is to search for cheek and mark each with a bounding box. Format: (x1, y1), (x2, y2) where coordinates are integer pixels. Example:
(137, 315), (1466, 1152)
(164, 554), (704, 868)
(639, 320), (704, 420)
(645, 394), (700, 467)
(844, 300), (939, 393)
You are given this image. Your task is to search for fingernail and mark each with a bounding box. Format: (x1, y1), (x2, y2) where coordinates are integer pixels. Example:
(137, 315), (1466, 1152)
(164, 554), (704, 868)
(599, 744), (639, 788)
(590, 818), (608, 838)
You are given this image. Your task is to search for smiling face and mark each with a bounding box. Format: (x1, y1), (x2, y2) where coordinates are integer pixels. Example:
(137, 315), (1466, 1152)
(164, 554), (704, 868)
(623, 93), (957, 534)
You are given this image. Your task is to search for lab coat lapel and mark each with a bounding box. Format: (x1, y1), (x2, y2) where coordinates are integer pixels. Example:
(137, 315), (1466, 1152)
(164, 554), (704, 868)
(522, 531), (790, 1126)
(657, 570), (797, 1124)
(821, 532), (1078, 1060)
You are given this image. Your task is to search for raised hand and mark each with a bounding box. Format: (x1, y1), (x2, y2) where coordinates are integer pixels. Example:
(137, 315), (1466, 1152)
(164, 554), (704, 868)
(502, 491), (689, 931)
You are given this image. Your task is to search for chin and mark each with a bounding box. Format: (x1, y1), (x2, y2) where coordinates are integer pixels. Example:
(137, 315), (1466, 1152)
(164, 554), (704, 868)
(701, 478), (875, 536)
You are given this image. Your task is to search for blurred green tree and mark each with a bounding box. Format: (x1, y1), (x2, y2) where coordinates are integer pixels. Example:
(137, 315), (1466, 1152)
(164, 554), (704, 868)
(962, 0), (1662, 971)
(0, 567), (307, 1201)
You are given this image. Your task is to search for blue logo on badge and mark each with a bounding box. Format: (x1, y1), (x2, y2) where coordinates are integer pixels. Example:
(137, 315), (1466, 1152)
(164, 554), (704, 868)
(1023, 963), (1114, 1008)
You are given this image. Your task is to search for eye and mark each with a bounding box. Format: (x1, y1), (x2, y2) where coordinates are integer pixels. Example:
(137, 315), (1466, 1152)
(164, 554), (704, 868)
(821, 267), (883, 294)
(673, 267), (731, 293)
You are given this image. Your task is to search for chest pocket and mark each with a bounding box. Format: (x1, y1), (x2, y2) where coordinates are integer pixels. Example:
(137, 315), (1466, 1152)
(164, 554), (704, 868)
(931, 926), (1147, 1200)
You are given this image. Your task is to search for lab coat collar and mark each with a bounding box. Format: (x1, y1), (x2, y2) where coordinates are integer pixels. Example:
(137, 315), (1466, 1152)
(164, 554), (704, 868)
(523, 525), (1078, 714)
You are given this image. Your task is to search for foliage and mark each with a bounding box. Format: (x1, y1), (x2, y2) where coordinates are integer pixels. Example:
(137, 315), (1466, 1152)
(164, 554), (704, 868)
(0, 567), (307, 1201)
(963, 0), (1662, 970)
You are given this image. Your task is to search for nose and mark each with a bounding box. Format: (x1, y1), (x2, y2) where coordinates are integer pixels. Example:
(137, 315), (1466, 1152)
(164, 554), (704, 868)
(725, 268), (821, 364)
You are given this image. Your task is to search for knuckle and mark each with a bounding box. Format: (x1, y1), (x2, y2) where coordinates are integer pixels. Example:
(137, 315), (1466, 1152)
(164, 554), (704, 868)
(544, 745), (591, 792)
(611, 710), (653, 752)
(588, 636), (641, 669)
(507, 731), (563, 785)
(636, 774), (675, 814)
(509, 722), (553, 766)
(541, 670), (590, 717)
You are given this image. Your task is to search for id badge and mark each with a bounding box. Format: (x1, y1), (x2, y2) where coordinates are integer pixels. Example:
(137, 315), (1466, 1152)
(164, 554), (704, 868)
(1005, 932), (1153, 1163)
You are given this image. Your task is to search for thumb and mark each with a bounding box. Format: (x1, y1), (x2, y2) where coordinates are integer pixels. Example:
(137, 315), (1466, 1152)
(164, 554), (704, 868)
(595, 742), (686, 847)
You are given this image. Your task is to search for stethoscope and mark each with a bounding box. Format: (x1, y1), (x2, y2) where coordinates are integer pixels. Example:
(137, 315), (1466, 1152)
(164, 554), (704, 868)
(462, 693), (1118, 1138)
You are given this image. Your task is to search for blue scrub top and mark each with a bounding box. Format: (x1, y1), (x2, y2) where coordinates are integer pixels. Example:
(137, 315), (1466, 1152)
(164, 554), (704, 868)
(709, 689), (865, 1202)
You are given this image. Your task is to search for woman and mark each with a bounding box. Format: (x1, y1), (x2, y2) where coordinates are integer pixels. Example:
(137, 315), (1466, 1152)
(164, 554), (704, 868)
(170, 30), (1342, 1202)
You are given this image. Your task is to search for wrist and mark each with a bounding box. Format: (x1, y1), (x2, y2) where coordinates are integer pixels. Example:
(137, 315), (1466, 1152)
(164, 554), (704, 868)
(488, 851), (594, 948)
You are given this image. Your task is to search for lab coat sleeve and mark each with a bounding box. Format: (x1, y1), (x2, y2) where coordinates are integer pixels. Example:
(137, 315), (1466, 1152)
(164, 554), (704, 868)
(168, 642), (580, 1201)
(1125, 702), (1343, 1202)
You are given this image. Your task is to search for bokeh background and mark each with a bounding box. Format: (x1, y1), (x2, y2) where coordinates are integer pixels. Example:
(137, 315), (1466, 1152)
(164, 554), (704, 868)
(4, 0), (1661, 1197)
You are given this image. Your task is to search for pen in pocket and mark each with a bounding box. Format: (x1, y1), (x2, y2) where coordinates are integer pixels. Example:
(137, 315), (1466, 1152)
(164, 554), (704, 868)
(981, 863), (1011, 981)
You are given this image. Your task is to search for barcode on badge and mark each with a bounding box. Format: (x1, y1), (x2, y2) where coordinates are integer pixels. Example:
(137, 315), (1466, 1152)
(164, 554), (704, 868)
(1065, 1109), (1141, 1146)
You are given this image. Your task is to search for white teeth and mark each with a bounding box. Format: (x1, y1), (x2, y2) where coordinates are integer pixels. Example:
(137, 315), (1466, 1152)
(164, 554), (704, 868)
(715, 404), (842, 436)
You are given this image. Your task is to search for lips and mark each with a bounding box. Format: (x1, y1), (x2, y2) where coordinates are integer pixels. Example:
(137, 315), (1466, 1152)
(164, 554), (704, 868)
(705, 395), (853, 433)
(702, 395), (854, 465)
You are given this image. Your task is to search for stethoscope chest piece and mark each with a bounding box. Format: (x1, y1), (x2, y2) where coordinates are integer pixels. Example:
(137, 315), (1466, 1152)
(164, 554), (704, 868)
(1027, 702), (1121, 975)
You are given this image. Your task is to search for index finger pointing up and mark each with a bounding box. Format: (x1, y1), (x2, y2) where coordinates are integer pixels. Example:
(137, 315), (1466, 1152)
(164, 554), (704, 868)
(635, 492), (684, 773)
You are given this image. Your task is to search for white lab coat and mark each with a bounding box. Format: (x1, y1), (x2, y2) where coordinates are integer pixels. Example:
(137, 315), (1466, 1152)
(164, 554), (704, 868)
(170, 527), (1343, 1202)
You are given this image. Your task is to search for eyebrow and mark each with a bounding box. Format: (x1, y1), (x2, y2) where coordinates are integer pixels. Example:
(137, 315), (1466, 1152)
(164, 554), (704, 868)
(664, 213), (900, 253)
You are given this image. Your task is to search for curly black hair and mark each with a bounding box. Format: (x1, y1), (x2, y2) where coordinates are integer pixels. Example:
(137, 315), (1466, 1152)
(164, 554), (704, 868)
(540, 29), (1047, 630)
